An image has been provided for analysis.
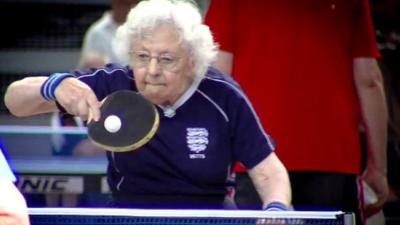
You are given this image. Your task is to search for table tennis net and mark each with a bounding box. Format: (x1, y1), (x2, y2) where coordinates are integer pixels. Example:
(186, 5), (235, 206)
(29, 208), (355, 225)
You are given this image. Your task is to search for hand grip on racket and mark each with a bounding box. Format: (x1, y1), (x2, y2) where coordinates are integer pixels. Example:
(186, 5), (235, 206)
(87, 90), (159, 152)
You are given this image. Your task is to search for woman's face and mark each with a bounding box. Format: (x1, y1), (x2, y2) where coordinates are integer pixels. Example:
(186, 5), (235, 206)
(131, 24), (194, 106)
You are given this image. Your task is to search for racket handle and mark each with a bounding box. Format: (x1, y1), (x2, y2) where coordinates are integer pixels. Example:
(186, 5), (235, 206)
(87, 110), (93, 123)
(87, 97), (107, 123)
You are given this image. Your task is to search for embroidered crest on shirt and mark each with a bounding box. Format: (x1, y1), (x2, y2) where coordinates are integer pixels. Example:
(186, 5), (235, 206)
(186, 128), (208, 159)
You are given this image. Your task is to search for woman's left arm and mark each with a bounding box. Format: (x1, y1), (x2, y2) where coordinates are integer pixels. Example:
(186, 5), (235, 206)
(248, 152), (292, 209)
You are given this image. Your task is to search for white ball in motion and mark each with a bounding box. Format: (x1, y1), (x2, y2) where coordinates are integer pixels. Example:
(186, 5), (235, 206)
(104, 115), (122, 133)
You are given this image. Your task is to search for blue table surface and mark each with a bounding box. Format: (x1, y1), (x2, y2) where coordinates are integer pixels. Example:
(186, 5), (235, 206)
(9, 155), (107, 175)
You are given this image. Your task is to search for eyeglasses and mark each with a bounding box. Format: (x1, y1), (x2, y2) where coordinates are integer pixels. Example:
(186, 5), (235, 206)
(130, 51), (180, 71)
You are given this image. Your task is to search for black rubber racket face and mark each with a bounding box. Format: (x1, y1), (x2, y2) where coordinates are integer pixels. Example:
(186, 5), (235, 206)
(87, 90), (159, 152)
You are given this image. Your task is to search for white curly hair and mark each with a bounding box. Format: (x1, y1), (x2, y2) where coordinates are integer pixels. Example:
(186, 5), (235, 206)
(114, 0), (218, 79)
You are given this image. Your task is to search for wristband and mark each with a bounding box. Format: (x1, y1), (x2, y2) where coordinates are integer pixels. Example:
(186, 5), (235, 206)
(40, 73), (75, 101)
(264, 202), (289, 211)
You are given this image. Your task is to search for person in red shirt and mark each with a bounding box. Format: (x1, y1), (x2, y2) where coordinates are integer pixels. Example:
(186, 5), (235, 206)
(205, 1), (388, 224)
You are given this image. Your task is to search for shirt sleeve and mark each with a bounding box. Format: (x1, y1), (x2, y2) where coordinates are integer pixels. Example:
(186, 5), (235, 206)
(229, 90), (275, 169)
(0, 148), (16, 182)
(204, 0), (235, 53)
(351, 0), (380, 58)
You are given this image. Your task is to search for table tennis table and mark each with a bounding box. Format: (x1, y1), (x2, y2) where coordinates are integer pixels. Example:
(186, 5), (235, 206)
(0, 125), (359, 225)
(1, 125), (109, 196)
(10, 155), (108, 194)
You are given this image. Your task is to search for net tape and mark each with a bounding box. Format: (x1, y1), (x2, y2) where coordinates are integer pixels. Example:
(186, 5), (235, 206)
(29, 208), (354, 225)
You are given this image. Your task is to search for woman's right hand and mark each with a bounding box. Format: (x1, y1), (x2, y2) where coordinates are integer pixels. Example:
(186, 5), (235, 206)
(54, 77), (101, 121)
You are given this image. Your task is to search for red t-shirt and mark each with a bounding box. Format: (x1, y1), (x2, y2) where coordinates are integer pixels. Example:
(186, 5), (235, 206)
(205, 0), (379, 174)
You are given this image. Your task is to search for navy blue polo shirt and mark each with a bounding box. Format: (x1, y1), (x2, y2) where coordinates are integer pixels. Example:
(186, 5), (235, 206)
(71, 63), (275, 208)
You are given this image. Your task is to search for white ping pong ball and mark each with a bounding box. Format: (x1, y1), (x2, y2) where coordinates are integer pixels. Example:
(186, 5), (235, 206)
(104, 115), (122, 133)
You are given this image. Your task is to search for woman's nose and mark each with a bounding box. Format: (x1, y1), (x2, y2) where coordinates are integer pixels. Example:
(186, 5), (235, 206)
(147, 57), (161, 75)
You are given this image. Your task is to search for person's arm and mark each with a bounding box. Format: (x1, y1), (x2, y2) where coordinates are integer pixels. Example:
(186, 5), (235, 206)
(0, 150), (30, 225)
(4, 77), (57, 117)
(204, 0), (234, 76)
(213, 50), (234, 75)
(4, 75), (100, 121)
(247, 152), (292, 209)
(79, 28), (109, 68)
(0, 179), (31, 225)
(353, 57), (389, 216)
(79, 51), (109, 69)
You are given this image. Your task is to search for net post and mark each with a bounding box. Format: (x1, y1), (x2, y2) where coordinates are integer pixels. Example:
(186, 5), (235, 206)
(343, 212), (356, 225)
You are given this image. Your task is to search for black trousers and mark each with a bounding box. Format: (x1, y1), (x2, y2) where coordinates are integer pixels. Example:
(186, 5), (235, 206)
(234, 172), (362, 225)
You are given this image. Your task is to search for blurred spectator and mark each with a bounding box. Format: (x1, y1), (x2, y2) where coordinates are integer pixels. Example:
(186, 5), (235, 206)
(79, 0), (140, 68)
(205, 1), (388, 224)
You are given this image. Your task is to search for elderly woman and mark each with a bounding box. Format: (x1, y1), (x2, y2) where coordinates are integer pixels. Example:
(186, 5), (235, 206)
(4, 0), (291, 209)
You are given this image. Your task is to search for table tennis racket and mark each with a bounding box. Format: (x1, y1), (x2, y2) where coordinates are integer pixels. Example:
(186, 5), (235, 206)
(87, 90), (159, 152)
